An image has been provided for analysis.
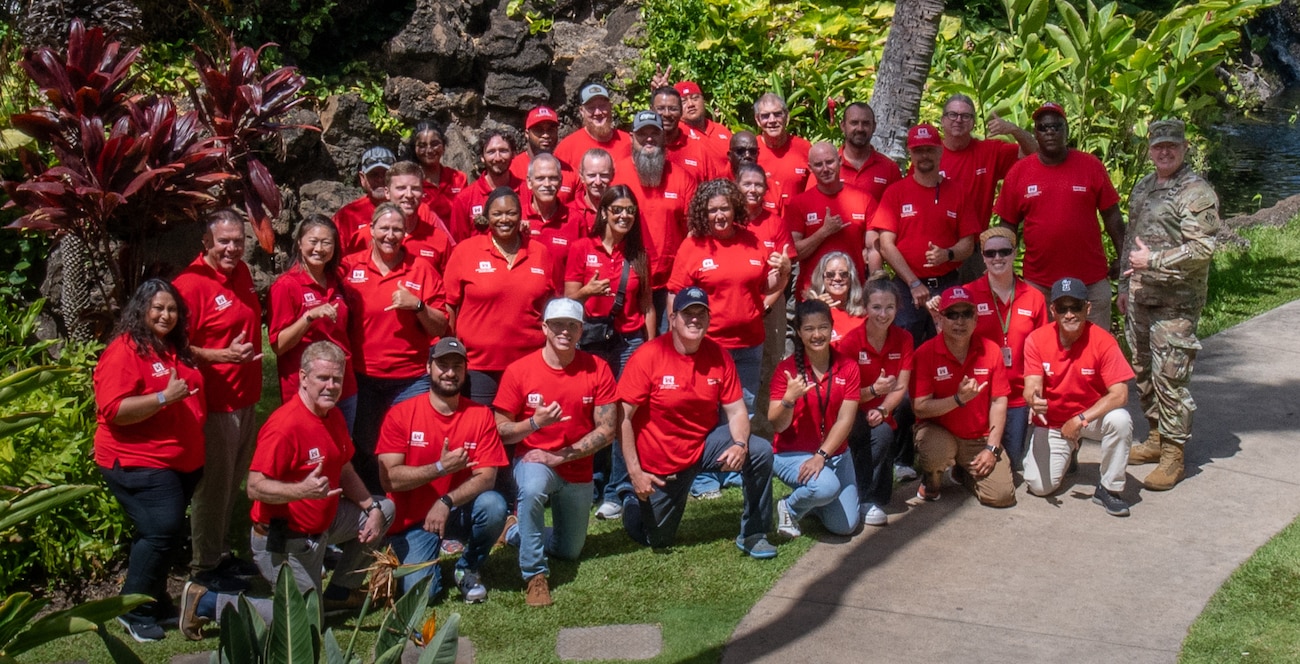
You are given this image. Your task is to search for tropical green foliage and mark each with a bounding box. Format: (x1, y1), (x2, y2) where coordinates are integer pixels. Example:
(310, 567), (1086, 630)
(0, 485), (149, 664)
(0, 299), (122, 593)
(213, 565), (460, 664)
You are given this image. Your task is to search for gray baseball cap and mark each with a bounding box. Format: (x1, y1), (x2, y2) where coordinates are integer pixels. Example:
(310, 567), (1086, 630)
(359, 146), (396, 174)
(580, 83), (611, 105)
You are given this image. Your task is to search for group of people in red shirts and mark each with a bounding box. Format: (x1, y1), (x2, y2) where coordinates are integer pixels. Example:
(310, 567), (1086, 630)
(91, 79), (1151, 642)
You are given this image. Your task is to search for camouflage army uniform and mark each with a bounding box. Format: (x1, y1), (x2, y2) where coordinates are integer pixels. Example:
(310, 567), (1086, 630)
(1120, 163), (1220, 449)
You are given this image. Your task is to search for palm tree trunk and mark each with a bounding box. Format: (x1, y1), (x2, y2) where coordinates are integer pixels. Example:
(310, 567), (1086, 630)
(870, 0), (947, 161)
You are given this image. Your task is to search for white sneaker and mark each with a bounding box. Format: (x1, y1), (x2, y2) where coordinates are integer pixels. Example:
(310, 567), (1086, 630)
(776, 499), (802, 538)
(860, 503), (887, 526)
(893, 463), (919, 482)
(594, 500), (622, 520)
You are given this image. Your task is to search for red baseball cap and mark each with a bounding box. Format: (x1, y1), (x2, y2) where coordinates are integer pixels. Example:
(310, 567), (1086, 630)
(675, 81), (702, 97)
(1032, 102), (1066, 121)
(938, 286), (974, 311)
(525, 106), (559, 129)
(907, 123), (943, 149)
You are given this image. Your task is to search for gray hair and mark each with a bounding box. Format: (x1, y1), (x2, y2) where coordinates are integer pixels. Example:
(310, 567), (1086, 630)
(301, 341), (346, 373)
(753, 92), (788, 116)
(527, 153), (563, 179)
(807, 251), (866, 317)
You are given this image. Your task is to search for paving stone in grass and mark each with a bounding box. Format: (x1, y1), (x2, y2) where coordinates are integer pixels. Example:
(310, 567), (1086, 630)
(556, 624), (662, 661)
(169, 653), (212, 664)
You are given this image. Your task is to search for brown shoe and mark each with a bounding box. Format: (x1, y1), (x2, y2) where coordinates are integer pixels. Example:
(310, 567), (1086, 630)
(1128, 431), (1162, 465)
(496, 514), (518, 548)
(525, 574), (553, 607)
(180, 580), (209, 641)
(1142, 441), (1185, 491)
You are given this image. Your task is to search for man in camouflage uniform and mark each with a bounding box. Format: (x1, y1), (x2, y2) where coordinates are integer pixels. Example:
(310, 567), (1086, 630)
(1119, 119), (1220, 491)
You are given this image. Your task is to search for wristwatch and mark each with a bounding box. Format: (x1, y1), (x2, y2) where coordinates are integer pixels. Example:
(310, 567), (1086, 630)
(984, 445), (1003, 460)
(816, 449), (831, 461)
(947, 248), (955, 262)
(414, 299), (426, 313)
(439, 495), (454, 509)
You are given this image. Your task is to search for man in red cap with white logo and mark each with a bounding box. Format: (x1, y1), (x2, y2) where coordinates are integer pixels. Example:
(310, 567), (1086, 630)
(511, 106), (580, 203)
(871, 123), (979, 344)
(995, 102), (1124, 330)
(554, 83), (631, 170)
(910, 286), (1015, 507)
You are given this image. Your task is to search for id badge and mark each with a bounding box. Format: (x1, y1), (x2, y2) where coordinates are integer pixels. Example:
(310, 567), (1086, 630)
(1002, 346), (1013, 367)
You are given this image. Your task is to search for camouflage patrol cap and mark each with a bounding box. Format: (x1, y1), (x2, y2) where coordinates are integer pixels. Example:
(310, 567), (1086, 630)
(1148, 120), (1186, 147)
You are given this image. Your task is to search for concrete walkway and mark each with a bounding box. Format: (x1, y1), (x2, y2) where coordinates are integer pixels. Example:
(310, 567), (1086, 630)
(725, 301), (1300, 663)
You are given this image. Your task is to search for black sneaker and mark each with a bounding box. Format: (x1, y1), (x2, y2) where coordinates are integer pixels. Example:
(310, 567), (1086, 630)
(1092, 485), (1130, 517)
(192, 569), (251, 593)
(117, 616), (165, 643)
(217, 555), (260, 577)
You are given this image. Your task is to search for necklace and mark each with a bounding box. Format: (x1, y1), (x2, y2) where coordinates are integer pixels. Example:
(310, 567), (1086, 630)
(492, 236), (520, 266)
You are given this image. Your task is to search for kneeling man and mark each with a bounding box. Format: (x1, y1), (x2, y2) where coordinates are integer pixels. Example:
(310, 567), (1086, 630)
(378, 338), (509, 603)
(911, 287), (1015, 507)
(494, 298), (618, 606)
(1023, 277), (1135, 516)
(619, 287), (778, 558)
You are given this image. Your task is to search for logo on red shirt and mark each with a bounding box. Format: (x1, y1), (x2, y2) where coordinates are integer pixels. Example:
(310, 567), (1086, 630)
(151, 362), (167, 377)
(660, 375), (678, 390)
(1027, 185), (1041, 197)
(700, 259), (717, 272)
(308, 447), (322, 463)
(350, 269), (366, 282)
(901, 204), (916, 217)
(476, 261), (496, 274)
(411, 431), (427, 447)
(214, 294), (232, 311)
(527, 393), (543, 407)
(936, 366), (952, 380)
(859, 351), (870, 364)
(304, 292), (318, 304)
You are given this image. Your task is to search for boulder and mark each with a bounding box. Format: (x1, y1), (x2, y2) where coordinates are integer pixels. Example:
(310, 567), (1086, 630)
(385, 0), (489, 83)
(298, 179), (360, 223)
(483, 72), (552, 110)
(320, 93), (382, 176)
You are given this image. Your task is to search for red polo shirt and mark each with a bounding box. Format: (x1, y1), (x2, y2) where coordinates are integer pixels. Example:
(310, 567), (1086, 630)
(770, 354), (860, 455)
(421, 166), (468, 224)
(334, 195), (378, 256)
(667, 228), (770, 349)
(911, 336), (1010, 439)
(448, 175), (525, 242)
(341, 250), (446, 379)
(376, 396), (509, 534)
(404, 221), (454, 276)
(93, 336), (206, 472)
(994, 150), (1121, 286)
(611, 159), (698, 289)
(834, 323), (913, 425)
(173, 254), (262, 413)
(939, 137), (1020, 228)
(840, 148), (902, 201)
(871, 176), (979, 279)
(553, 128), (630, 172)
(443, 235), (554, 371)
(747, 208), (797, 260)
(829, 307), (866, 343)
(785, 185), (878, 292)
(268, 265), (356, 403)
(665, 131), (718, 183)
(494, 349), (618, 483)
(249, 397), (353, 534)
(1023, 322), (1134, 428)
(964, 277), (1048, 408)
(684, 119), (732, 175)
(618, 334), (742, 476)
(758, 134), (813, 200)
(565, 237), (648, 335)
(566, 195), (600, 239)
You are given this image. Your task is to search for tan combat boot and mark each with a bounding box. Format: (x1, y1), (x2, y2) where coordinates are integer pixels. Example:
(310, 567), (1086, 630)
(1142, 441), (1185, 491)
(1128, 430), (1162, 465)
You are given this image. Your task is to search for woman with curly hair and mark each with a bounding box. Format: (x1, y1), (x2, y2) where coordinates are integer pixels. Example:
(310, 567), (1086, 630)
(668, 178), (791, 497)
(407, 120), (467, 223)
(768, 298), (862, 537)
(803, 250), (868, 341)
(94, 278), (206, 641)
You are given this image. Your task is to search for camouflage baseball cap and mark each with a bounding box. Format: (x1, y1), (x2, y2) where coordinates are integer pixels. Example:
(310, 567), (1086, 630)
(1148, 119), (1186, 147)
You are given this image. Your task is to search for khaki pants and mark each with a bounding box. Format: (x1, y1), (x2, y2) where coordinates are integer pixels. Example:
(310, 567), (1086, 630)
(190, 406), (258, 573)
(914, 423), (1015, 507)
(1024, 407), (1132, 495)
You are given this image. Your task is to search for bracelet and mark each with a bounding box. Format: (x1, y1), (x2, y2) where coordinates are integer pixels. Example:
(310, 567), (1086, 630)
(529, 416), (540, 431)
(868, 385), (878, 397)
(732, 440), (748, 449)
(435, 460), (445, 475)
(909, 279), (923, 289)
(362, 502), (380, 515)
(780, 399), (796, 410)
(815, 449), (831, 461)
(953, 393), (965, 408)
(156, 391), (167, 405)
(1077, 413), (1088, 426)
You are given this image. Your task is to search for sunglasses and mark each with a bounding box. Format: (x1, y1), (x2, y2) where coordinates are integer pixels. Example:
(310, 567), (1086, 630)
(982, 248), (1013, 258)
(1035, 122), (1065, 134)
(823, 271), (851, 279)
(607, 205), (638, 215)
(943, 309), (976, 321)
(1054, 302), (1085, 314)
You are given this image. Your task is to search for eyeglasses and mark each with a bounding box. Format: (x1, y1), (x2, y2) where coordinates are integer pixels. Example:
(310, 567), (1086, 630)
(823, 271), (851, 279)
(982, 248), (1013, 258)
(943, 111), (975, 122)
(607, 205), (638, 215)
(1053, 302), (1085, 314)
(943, 309), (976, 321)
(1035, 122), (1065, 134)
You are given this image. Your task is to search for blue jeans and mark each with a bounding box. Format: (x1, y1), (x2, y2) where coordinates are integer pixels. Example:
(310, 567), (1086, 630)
(622, 426), (773, 548)
(691, 344), (762, 496)
(100, 463), (202, 624)
(594, 334), (644, 505)
(1003, 405), (1030, 472)
(773, 451), (860, 536)
(893, 273), (959, 347)
(509, 462), (592, 579)
(353, 374), (428, 493)
(848, 411), (896, 507)
(388, 491), (507, 598)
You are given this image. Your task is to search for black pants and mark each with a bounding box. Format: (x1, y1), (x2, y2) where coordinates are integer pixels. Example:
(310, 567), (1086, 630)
(100, 462), (202, 623)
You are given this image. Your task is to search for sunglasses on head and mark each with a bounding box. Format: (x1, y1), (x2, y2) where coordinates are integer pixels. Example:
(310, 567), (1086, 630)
(982, 247), (1014, 258)
(1054, 302), (1085, 314)
(943, 309), (976, 321)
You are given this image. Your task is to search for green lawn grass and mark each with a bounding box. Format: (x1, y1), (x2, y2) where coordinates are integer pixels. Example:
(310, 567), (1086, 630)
(1179, 214), (1300, 662)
